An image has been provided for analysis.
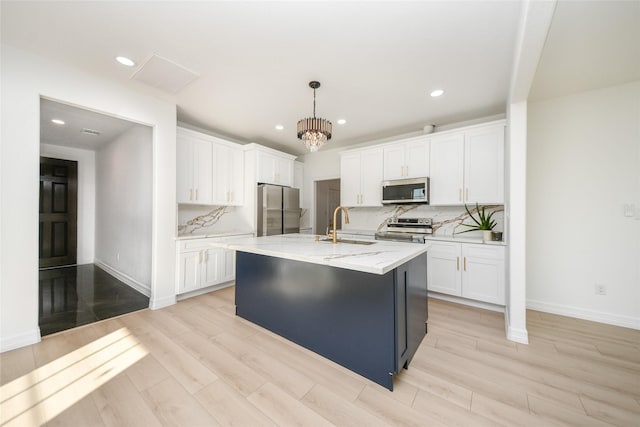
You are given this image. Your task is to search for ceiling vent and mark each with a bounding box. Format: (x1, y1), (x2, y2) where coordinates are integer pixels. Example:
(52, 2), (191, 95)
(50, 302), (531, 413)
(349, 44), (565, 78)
(81, 128), (101, 136)
(131, 54), (199, 94)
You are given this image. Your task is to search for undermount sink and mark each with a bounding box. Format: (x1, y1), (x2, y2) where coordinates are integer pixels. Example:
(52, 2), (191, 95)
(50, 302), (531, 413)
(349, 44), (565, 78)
(318, 237), (376, 245)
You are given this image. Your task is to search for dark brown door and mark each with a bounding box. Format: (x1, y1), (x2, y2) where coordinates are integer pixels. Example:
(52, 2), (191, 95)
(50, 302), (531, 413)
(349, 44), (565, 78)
(39, 157), (78, 268)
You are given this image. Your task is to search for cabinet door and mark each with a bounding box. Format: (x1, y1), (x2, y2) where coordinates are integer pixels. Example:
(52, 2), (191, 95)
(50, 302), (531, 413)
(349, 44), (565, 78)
(212, 143), (231, 205)
(427, 242), (462, 296)
(176, 138), (194, 203)
(430, 134), (464, 205)
(294, 161), (304, 207)
(464, 126), (504, 204)
(221, 249), (235, 283)
(193, 139), (213, 204)
(257, 152), (276, 184)
(340, 153), (362, 206)
(404, 138), (430, 178)
(360, 148), (383, 206)
(275, 156), (293, 187)
(462, 244), (505, 304)
(177, 251), (200, 293)
(201, 248), (222, 288)
(383, 145), (406, 180)
(228, 147), (244, 205)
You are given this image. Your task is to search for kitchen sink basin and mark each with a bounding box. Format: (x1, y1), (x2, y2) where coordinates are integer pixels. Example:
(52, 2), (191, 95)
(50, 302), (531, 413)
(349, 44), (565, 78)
(318, 238), (376, 245)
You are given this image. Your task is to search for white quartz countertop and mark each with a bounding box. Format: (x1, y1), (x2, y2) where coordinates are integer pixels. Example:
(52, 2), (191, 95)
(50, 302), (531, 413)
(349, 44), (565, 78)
(210, 233), (429, 275)
(175, 230), (254, 240)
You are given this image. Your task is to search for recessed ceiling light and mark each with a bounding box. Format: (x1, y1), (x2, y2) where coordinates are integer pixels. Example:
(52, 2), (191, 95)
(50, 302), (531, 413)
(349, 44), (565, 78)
(430, 89), (445, 97)
(337, 119), (347, 125)
(116, 56), (136, 67)
(275, 124), (284, 131)
(51, 119), (65, 125)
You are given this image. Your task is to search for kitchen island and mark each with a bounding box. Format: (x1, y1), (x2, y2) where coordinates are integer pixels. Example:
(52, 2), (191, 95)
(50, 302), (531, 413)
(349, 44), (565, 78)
(217, 234), (429, 391)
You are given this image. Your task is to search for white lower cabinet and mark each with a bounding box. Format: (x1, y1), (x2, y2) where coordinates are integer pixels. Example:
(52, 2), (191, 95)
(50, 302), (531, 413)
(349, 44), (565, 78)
(427, 241), (505, 305)
(176, 237), (244, 295)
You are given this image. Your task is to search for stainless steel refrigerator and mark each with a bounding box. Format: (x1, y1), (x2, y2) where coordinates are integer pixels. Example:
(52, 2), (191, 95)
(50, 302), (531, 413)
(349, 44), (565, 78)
(257, 184), (301, 236)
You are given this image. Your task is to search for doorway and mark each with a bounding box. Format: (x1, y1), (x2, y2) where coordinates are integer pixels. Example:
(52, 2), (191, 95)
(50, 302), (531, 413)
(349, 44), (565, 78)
(39, 157), (78, 268)
(315, 178), (341, 235)
(39, 98), (152, 336)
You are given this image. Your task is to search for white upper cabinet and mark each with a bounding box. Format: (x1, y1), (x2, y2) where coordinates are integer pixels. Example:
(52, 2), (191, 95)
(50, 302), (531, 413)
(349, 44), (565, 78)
(464, 126), (504, 205)
(340, 147), (383, 207)
(383, 136), (430, 180)
(257, 150), (294, 187)
(177, 127), (245, 206)
(429, 133), (465, 205)
(294, 161), (304, 206)
(212, 141), (244, 206)
(429, 122), (504, 205)
(177, 128), (213, 205)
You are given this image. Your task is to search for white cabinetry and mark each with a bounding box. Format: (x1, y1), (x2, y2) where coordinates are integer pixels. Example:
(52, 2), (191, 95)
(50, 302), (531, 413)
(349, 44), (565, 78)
(426, 241), (505, 305)
(294, 161), (304, 206)
(212, 140), (244, 205)
(383, 136), (430, 180)
(176, 236), (250, 295)
(177, 129), (213, 204)
(177, 127), (245, 206)
(429, 123), (504, 205)
(340, 147), (383, 206)
(257, 150), (294, 186)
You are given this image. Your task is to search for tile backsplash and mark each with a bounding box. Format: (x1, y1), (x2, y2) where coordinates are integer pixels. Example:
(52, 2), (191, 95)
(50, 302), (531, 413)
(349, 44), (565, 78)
(342, 204), (505, 237)
(177, 205), (251, 236)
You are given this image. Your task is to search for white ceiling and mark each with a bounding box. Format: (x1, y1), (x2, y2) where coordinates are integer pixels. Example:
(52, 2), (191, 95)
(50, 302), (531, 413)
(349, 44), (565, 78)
(529, 0), (640, 101)
(3, 1), (638, 155)
(40, 98), (140, 151)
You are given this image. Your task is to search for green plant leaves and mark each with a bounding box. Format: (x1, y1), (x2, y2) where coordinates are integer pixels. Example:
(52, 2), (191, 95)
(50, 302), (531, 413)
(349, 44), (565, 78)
(456, 203), (498, 234)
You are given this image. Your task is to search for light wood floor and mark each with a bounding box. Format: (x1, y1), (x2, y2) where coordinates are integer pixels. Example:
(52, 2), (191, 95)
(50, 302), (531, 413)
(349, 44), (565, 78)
(2, 286), (639, 426)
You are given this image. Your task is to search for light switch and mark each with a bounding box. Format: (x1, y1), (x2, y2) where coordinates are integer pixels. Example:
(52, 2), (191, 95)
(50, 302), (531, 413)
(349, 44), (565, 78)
(624, 204), (635, 217)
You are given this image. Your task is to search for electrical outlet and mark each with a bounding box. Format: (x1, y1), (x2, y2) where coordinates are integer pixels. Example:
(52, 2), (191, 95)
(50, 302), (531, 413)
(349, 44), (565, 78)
(595, 284), (607, 295)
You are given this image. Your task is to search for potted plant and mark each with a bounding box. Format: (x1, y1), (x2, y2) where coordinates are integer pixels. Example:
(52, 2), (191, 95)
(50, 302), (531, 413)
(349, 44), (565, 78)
(456, 203), (497, 242)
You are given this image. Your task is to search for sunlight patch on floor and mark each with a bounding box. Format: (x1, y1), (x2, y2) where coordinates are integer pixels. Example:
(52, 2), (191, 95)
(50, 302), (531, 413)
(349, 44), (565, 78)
(0, 327), (147, 426)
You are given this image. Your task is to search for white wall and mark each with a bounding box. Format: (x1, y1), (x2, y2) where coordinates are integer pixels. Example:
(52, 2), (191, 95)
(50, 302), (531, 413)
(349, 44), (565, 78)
(299, 149), (341, 234)
(527, 81), (640, 329)
(39, 143), (96, 265)
(0, 45), (177, 352)
(95, 126), (152, 293)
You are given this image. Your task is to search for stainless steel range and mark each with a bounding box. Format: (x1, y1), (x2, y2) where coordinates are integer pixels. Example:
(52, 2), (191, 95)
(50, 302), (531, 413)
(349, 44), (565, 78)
(375, 217), (432, 243)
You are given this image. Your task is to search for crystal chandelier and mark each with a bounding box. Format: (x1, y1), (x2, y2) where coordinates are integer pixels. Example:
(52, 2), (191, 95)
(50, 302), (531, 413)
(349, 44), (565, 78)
(297, 81), (332, 152)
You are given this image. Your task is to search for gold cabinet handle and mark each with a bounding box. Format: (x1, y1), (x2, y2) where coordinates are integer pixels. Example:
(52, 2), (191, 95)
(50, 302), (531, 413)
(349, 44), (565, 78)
(465, 188), (469, 202)
(457, 256), (460, 271)
(459, 188), (462, 202)
(189, 188), (193, 201)
(464, 257), (467, 271)
(195, 189), (198, 200)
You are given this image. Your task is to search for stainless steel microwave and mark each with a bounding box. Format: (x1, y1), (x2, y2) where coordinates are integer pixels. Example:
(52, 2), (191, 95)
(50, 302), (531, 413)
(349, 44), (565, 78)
(381, 177), (429, 204)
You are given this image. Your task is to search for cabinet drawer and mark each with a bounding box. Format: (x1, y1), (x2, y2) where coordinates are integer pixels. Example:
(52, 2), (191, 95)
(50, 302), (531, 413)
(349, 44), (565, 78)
(463, 244), (504, 260)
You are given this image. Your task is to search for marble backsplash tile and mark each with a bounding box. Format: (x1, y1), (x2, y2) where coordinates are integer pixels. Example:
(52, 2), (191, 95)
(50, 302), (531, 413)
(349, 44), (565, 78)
(342, 204), (504, 237)
(177, 205), (251, 235)
(178, 205), (309, 235)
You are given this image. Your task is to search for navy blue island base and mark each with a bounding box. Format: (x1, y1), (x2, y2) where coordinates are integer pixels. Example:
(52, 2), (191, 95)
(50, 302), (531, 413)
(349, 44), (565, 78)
(235, 251), (428, 391)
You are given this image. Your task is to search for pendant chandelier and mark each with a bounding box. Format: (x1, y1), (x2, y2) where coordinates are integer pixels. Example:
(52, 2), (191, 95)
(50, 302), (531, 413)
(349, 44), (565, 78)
(297, 81), (332, 152)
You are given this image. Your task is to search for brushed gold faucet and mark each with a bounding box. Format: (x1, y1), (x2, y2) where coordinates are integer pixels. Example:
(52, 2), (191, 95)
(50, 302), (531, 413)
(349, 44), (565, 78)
(331, 206), (350, 243)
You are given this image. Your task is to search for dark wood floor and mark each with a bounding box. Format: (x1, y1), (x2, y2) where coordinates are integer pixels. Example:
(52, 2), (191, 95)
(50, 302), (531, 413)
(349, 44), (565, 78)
(39, 264), (149, 336)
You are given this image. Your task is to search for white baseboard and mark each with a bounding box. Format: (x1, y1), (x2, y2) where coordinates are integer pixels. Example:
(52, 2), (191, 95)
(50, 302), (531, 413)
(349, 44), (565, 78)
(94, 260), (151, 297)
(527, 299), (640, 330)
(428, 292), (505, 313)
(176, 281), (235, 302)
(1, 327), (41, 353)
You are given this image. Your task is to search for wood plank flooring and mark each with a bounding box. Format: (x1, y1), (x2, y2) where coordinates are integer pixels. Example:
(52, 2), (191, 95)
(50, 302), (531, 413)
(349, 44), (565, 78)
(2, 286), (639, 426)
